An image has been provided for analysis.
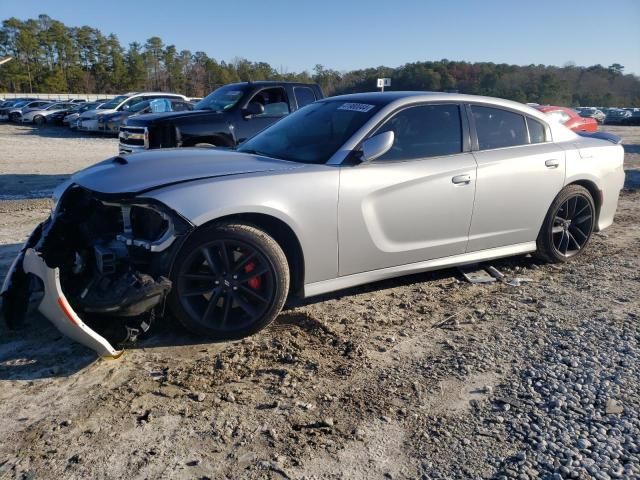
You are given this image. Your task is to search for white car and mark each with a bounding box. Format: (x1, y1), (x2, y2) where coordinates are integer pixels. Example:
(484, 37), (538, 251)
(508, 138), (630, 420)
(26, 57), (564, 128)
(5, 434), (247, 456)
(21, 102), (77, 125)
(8, 100), (53, 122)
(77, 92), (187, 132)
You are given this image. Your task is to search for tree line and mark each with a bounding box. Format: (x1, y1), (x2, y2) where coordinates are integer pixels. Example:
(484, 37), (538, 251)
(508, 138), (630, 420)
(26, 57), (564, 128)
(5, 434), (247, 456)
(1, 15), (639, 107)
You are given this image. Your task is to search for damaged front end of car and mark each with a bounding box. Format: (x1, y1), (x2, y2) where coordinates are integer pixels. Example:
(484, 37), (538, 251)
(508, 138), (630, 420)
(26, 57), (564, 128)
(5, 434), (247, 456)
(0, 184), (193, 358)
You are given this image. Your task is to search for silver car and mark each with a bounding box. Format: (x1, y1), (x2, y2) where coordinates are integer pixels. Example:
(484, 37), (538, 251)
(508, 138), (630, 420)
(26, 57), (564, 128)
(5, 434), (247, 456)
(0, 92), (625, 358)
(21, 101), (77, 125)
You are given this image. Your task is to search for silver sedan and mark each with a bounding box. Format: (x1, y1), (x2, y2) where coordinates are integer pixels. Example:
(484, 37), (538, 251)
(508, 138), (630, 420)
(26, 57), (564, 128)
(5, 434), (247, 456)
(0, 92), (625, 357)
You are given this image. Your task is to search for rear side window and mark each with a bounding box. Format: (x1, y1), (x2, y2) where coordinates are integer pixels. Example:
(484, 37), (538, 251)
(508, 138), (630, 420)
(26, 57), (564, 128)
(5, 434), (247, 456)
(527, 117), (547, 144)
(472, 106), (528, 150)
(294, 87), (317, 108)
(375, 104), (463, 161)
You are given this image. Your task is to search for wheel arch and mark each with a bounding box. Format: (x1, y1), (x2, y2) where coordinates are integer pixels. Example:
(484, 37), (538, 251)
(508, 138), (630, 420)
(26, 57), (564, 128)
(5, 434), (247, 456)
(181, 134), (234, 148)
(187, 212), (305, 298)
(565, 179), (602, 230)
(537, 179), (602, 240)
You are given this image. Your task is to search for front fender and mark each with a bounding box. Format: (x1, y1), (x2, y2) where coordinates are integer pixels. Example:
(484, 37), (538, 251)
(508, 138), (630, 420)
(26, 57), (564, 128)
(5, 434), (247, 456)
(143, 167), (340, 285)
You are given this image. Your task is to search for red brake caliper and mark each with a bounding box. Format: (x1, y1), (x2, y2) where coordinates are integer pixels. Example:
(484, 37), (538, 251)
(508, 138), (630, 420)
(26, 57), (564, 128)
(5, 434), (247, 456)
(244, 261), (262, 290)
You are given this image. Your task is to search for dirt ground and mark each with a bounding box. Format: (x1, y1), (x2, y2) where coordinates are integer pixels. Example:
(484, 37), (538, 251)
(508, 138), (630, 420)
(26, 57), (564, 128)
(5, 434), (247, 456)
(0, 123), (638, 479)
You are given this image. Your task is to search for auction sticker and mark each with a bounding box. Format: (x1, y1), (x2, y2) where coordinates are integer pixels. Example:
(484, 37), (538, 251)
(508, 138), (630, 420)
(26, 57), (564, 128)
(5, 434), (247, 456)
(338, 103), (375, 113)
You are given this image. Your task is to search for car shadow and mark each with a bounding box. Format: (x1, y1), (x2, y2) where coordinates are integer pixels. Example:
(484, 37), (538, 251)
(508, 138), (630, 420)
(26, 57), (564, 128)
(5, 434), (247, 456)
(0, 253), (541, 381)
(0, 173), (68, 199)
(288, 253), (543, 309)
(7, 124), (114, 139)
(624, 169), (640, 190)
(0, 313), (99, 381)
(623, 143), (640, 154)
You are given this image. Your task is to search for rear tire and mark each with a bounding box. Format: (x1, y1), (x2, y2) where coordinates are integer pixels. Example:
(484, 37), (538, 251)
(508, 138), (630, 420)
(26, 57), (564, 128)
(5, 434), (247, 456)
(536, 185), (595, 263)
(169, 222), (289, 340)
(34, 115), (45, 126)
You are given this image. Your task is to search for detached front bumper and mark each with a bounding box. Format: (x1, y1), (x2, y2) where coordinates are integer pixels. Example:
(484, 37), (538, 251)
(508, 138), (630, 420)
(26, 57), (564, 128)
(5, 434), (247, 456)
(1, 187), (189, 358)
(23, 249), (123, 358)
(1, 233), (122, 358)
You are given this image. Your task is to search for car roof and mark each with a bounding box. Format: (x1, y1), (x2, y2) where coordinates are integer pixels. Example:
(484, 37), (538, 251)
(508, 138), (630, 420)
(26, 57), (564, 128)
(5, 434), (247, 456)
(321, 91), (548, 117)
(535, 105), (576, 115)
(226, 81), (320, 88)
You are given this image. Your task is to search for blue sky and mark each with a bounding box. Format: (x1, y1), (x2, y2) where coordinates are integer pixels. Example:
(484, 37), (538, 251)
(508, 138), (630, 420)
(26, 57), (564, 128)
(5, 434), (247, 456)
(3, 0), (640, 74)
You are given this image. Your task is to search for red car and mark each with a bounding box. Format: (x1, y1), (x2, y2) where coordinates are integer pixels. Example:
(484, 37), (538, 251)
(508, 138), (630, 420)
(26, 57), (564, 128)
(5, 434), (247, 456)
(534, 106), (598, 133)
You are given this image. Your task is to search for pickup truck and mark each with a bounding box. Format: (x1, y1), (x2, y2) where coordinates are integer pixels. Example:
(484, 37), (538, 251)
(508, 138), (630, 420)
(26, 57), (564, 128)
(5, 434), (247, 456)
(118, 81), (324, 153)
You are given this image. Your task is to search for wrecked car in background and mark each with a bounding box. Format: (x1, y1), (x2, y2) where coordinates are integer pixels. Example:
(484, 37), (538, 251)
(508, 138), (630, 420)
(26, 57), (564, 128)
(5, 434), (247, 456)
(0, 92), (625, 358)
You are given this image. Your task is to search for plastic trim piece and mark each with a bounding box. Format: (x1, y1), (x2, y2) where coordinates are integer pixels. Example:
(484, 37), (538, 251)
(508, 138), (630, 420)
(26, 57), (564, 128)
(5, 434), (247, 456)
(22, 248), (122, 358)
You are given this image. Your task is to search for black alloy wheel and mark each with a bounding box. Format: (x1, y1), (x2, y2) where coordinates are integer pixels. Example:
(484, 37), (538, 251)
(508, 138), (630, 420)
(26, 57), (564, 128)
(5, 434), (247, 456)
(537, 185), (596, 263)
(170, 223), (289, 340)
(551, 194), (594, 258)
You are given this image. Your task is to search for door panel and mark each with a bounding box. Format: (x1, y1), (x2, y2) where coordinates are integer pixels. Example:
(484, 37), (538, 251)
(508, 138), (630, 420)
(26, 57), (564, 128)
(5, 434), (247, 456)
(338, 153), (477, 276)
(467, 143), (565, 251)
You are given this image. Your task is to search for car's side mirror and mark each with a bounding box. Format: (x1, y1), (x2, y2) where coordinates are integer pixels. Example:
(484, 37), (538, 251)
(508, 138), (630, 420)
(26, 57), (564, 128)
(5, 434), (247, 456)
(360, 131), (395, 163)
(243, 102), (264, 118)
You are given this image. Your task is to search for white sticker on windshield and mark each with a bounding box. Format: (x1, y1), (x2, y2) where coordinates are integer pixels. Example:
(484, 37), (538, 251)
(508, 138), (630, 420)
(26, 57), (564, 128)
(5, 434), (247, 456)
(338, 102), (375, 113)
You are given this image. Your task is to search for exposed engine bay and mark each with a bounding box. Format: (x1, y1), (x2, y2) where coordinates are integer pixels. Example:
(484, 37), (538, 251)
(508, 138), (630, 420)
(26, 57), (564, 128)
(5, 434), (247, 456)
(1, 185), (193, 356)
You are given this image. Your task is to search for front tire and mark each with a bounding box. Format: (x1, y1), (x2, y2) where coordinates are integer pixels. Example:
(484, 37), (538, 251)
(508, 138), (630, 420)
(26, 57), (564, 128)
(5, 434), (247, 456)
(169, 222), (289, 340)
(536, 185), (595, 263)
(34, 115), (45, 126)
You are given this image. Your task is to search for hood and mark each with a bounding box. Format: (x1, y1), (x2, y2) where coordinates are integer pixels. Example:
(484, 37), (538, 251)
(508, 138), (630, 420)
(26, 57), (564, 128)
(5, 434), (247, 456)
(125, 109), (220, 126)
(72, 148), (305, 195)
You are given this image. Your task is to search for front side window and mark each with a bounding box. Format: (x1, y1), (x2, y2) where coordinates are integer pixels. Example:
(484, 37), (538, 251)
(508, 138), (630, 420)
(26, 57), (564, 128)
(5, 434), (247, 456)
(171, 100), (193, 111)
(374, 104), (463, 161)
(294, 86), (317, 108)
(527, 117), (547, 144)
(237, 100), (382, 164)
(472, 106), (528, 150)
(249, 87), (290, 117)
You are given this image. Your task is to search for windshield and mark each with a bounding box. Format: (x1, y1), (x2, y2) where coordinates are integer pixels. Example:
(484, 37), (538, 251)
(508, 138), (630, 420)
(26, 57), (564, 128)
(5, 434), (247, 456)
(195, 85), (246, 112)
(238, 100), (383, 164)
(100, 95), (129, 109)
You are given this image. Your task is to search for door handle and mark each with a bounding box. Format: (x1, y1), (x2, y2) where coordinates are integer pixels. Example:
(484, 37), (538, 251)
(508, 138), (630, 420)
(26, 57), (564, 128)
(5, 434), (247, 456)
(452, 174), (471, 185)
(545, 159), (560, 168)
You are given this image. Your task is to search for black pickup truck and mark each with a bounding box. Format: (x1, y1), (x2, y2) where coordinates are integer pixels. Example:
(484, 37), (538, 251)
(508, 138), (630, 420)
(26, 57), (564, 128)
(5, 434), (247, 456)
(118, 81), (324, 153)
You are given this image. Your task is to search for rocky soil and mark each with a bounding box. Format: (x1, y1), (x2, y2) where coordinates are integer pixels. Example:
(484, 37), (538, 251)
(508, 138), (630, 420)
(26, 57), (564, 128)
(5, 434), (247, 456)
(0, 124), (638, 479)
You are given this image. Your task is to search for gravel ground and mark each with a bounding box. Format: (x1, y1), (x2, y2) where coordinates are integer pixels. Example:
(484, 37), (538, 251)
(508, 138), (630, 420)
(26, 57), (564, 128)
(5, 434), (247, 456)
(0, 123), (638, 479)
